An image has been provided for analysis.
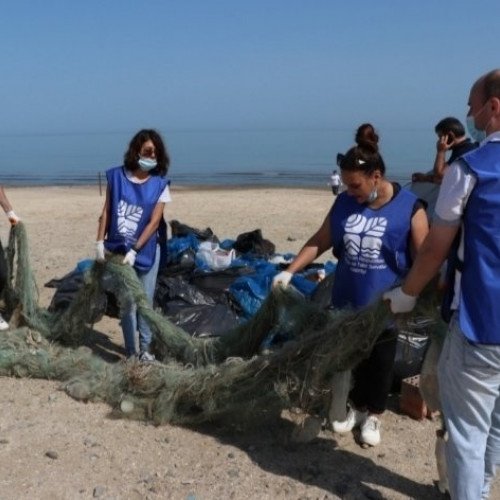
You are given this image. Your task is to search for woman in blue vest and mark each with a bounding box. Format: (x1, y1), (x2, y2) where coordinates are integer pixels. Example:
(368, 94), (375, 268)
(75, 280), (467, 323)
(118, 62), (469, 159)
(96, 129), (171, 362)
(273, 124), (429, 446)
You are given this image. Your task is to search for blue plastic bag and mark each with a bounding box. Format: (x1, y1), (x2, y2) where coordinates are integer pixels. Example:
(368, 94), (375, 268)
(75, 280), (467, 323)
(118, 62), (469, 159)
(166, 234), (200, 265)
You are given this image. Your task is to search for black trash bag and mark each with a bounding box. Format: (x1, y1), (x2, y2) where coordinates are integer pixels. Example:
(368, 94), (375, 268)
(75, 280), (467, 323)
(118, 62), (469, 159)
(190, 266), (255, 300)
(233, 229), (276, 256)
(165, 302), (240, 338)
(46, 270), (84, 312)
(155, 275), (216, 312)
(159, 249), (197, 278)
(154, 275), (240, 337)
(392, 317), (433, 391)
(310, 271), (335, 309)
(46, 270), (108, 323)
(170, 219), (217, 242)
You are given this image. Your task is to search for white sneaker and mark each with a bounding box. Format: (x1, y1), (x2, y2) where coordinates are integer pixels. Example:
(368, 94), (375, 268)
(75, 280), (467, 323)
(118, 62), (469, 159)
(0, 314), (9, 331)
(360, 415), (381, 446)
(332, 407), (367, 434)
(139, 351), (156, 363)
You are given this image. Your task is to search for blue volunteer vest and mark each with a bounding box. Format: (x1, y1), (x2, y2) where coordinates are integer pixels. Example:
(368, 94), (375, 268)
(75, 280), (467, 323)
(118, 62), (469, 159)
(330, 187), (417, 309)
(458, 142), (500, 344)
(104, 166), (169, 271)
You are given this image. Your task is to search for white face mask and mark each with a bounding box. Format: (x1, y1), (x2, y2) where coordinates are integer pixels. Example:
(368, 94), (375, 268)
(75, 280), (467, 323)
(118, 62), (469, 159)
(138, 156), (157, 171)
(367, 188), (378, 204)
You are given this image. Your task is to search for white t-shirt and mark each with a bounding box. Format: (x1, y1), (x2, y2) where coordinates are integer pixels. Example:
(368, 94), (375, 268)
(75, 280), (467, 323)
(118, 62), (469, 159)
(125, 170), (172, 203)
(330, 173), (341, 186)
(433, 131), (500, 310)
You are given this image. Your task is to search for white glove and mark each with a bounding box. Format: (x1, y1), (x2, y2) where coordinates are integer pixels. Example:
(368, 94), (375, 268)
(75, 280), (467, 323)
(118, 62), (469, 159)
(6, 210), (20, 225)
(95, 240), (106, 263)
(383, 287), (417, 314)
(122, 248), (137, 266)
(272, 270), (293, 289)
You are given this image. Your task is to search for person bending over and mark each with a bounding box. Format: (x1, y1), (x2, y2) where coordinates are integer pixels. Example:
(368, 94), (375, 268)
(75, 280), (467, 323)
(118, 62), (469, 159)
(273, 123), (429, 446)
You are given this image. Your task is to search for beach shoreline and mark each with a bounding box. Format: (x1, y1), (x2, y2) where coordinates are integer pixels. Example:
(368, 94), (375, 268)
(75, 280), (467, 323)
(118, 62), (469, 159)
(2, 182), (332, 192)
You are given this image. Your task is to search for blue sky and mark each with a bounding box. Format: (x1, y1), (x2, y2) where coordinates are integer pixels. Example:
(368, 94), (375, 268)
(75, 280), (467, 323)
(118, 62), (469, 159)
(1, 0), (499, 136)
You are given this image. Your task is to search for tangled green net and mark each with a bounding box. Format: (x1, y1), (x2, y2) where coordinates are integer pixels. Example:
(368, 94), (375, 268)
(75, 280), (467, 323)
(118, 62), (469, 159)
(0, 223), (443, 426)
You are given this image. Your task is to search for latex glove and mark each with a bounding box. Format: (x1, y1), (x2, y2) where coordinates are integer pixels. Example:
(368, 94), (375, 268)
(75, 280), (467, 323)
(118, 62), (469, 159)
(122, 248), (137, 266)
(383, 287), (417, 314)
(95, 240), (106, 263)
(6, 210), (20, 225)
(272, 270), (293, 289)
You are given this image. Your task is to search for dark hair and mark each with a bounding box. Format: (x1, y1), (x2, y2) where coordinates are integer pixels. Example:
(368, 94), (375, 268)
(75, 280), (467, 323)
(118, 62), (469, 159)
(434, 117), (466, 137)
(340, 123), (386, 176)
(124, 129), (170, 176)
(484, 69), (500, 100)
(355, 123), (379, 144)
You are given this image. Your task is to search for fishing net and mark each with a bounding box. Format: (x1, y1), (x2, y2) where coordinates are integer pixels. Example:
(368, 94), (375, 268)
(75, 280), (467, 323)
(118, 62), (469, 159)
(0, 223), (443, 425)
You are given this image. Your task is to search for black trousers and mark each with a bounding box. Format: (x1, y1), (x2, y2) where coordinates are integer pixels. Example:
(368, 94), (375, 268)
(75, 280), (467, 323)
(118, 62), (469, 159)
(349, 328), (398, 414)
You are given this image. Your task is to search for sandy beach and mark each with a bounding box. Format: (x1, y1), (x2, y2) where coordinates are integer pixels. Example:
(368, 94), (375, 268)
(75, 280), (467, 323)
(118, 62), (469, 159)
(0, 185), (496, 499)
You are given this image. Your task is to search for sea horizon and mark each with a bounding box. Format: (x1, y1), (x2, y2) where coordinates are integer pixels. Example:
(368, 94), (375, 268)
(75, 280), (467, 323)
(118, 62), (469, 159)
(0, 169), (414, 189)
(0, 127), (436, 188)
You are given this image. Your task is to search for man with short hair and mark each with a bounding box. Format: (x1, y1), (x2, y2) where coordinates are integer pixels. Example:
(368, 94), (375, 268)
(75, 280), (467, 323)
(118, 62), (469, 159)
(384, 69), (500, 499)
(412, 116), (477, 184)
(0, 185), (20, 330)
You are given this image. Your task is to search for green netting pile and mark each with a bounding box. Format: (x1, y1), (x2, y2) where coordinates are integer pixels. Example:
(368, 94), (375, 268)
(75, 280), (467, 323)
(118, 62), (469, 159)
(0, 223), (443, 425)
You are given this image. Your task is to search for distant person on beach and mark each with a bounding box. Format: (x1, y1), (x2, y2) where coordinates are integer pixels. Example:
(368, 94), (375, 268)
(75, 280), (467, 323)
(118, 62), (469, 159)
(411, 117), (477, 184)
(273, 123), (429, 447)
(329, 169), (341, 195)
(96, 129), (171, 361)
(0, 186), (20, 330)
(384, 69), (500, 499)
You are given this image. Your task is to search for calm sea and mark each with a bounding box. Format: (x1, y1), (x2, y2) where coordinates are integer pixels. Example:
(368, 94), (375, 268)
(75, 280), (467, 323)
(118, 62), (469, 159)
(0, 128), (436, 188)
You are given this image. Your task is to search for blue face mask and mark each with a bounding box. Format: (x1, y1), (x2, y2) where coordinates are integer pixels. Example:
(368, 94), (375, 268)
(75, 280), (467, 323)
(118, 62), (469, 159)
(466, 115), (487, 143)
(466, 100), (491, 143)
(138, 157), (157, 171)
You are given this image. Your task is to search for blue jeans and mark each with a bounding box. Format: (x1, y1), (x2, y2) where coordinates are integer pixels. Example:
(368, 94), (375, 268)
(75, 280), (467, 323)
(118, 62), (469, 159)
(438, 314), (500, 499)
(121, 246), (160, 357)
